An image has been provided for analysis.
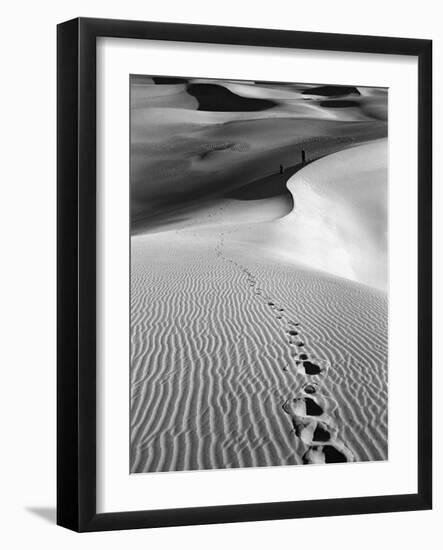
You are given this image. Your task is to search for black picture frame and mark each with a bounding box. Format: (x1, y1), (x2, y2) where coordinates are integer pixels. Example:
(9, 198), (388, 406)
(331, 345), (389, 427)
(57, 17), (432, 532)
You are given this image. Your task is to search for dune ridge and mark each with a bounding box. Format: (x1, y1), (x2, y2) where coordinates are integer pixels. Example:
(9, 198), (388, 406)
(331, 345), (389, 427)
(227, 139), (388, 290)
(131, 76), (387, 234)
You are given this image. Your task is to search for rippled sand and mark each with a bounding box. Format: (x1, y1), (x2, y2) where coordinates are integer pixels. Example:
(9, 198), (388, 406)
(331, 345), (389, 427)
(130, 158), (388, 473)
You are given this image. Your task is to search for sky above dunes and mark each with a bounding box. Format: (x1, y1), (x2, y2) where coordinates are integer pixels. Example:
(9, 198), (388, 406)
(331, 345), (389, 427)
(130, 75), (387, 233)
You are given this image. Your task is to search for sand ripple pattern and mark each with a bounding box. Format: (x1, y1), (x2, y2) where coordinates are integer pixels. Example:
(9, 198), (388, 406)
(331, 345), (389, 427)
(216, 233), (356, 464)
(131, 231), (387, 473)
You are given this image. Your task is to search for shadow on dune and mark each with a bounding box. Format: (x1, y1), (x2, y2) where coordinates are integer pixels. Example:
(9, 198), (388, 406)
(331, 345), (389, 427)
(152, 76), (189, 84)
(131, 130), (385, 234)
(226, 160), (310, 201)
(319, 99), (360, 108)
(302, 85), (361, 96)
(187, 83), (278, 112)
(130, 77), (388, 234)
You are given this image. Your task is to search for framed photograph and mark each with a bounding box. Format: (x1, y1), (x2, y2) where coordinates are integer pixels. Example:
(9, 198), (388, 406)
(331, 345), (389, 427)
(57, 17), (432, 532)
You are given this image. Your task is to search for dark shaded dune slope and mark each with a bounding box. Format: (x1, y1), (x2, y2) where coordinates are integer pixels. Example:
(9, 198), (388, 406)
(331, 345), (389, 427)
(226, 158), (319, 201)
(187, 83), (278, 112)
(131, 118), (387, 233)
(227, 166), (301, 201)
(130, 77), (387, 233)
(319, 99), (360, 108)
(152, 76), (189, 84)
(302, 85), (361, 96)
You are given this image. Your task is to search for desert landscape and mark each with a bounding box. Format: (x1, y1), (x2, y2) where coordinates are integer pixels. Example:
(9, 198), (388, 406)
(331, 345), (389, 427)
(130, 76), (388, 473)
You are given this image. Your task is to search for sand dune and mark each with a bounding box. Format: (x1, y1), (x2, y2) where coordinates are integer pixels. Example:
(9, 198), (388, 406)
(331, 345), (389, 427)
(131, 77), (387, 233)
(130, 77), (388, 473)
(130, 229), (387, 472)
(230, 139), (388, 290)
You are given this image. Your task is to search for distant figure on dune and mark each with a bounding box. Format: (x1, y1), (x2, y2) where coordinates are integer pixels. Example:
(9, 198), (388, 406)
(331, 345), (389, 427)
(279, 164), (284, 174)
(301, 149), (306, 165)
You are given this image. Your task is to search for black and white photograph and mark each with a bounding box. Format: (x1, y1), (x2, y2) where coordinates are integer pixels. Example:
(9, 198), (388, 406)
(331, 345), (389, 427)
(130, 75), (389, 474)
(0, 0), (436, 543)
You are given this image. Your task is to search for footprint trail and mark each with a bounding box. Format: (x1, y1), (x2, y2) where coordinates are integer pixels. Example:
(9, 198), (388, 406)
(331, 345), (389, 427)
(215, 231), (354, 465)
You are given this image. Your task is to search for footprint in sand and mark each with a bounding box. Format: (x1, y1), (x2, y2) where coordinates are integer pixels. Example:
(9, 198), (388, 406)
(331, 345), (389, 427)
(303, 383), (318, 395)
(284, 359), (353, 462)
(283, 395), (338, 446)
(302, 442), (354, 464)
(283, 395), (324, 418)
(297, 360), (329, 376)
(312, 424), (332, 442)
